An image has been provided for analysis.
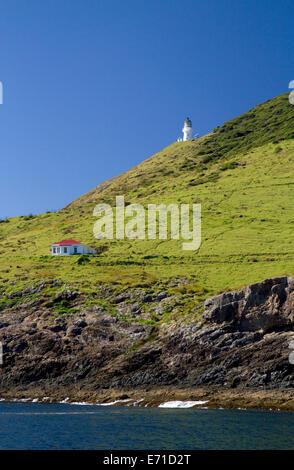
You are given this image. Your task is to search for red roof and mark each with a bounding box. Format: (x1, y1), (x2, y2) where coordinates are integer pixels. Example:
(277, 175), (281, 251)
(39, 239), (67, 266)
(53, 239), (82, 246)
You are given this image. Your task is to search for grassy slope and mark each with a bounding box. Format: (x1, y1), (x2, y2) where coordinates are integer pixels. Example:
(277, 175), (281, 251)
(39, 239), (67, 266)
(1, 93), (294, 320)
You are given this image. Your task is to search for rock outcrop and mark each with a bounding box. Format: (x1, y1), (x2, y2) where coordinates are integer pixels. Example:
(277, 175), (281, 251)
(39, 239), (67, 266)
(204, 276), (294, 332)
(0, 276), (293, 402)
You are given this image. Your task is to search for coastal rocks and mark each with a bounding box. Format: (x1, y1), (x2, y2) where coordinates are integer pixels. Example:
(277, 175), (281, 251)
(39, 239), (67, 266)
(116, 302), (142, 316)
(113, 294), (130, 304)
(54, 290), (80, 302)
(157, 292), (168, 301)
(66, 326), (82, 337)
(150, 295), (179, 316)
(204, 276), (294, 332)
(0, 276), (293, 400)
(142, 294), (153, 303)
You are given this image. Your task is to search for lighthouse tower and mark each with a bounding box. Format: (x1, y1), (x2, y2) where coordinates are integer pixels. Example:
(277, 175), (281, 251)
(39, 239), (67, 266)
(182, 117), (193, 141)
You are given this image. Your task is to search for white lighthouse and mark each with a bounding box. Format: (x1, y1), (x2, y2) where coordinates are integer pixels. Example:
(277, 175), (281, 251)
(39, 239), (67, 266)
(182, 117), (193, 141)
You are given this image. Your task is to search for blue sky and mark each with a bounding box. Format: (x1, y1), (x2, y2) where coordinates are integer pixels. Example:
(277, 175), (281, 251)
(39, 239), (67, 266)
(0, 0), (293, 218)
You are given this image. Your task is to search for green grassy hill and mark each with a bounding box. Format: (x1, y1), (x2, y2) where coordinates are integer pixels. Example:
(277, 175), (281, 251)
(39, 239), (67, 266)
(1, 92), (294, 321)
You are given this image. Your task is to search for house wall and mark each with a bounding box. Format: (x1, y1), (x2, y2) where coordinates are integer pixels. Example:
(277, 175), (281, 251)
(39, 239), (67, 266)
(51, 245), (71, 255)
(51, 244), (97, 255)
(82, 245), (97, 255)
(68, 245), (85, 255)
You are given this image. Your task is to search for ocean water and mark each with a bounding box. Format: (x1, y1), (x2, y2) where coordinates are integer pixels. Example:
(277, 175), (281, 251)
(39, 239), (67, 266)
(0, 402), (293, 450)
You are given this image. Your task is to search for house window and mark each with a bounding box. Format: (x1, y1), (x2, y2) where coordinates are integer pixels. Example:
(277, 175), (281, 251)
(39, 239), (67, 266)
(74, 247), (77, 254)
(53, 247), (56, 253)
(64, 247), (67, 253)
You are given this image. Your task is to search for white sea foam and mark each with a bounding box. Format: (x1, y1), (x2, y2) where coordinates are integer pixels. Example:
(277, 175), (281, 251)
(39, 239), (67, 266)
(98, 399), (132, 406)
(59, 397), (69, 403)
(158, 400), (209, 408)
(133, 398), (144, 406)
(69, 401), (92, 406)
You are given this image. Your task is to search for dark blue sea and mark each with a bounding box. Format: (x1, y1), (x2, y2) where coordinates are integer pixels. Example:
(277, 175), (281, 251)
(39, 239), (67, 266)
(0, 402), (293, 450)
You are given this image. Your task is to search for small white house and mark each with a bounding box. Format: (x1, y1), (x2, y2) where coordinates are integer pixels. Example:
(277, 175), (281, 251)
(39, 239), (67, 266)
(51, 239), (97, 256)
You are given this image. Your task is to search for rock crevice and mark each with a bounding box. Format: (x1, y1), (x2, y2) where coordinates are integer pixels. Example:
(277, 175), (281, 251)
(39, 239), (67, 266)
(204, 276), (294, 332)
(0, 276), (293, 397)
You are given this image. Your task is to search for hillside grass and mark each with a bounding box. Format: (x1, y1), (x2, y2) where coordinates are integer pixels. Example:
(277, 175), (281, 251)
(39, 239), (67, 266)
(1, 93), (294, 319)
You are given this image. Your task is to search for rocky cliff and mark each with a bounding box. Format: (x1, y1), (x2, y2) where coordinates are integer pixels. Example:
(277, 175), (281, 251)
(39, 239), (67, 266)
(0, 276), (293, 409)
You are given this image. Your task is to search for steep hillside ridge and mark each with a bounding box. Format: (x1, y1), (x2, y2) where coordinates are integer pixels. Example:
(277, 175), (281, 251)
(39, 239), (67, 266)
(1, 93), (294, 317)
(68, 93), (294, 208)
(1, 93), (294, 407)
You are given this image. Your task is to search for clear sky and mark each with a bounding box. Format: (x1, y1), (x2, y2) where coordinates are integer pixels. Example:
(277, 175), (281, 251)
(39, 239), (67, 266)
(0, 0), (293, 218)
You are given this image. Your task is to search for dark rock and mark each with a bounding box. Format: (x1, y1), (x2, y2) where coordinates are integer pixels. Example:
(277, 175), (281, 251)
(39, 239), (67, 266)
(0, 276), (293, 396)
(48, 324), (65, 333)
(157, 292), (168, 300)
(142, 295), (153, 303)
(204, 276), (294, 332)
(114, 294), (130, 304)
(74, 320), (87, 328)
(117, 302), (142, 315)
(66, 326), (82, 337)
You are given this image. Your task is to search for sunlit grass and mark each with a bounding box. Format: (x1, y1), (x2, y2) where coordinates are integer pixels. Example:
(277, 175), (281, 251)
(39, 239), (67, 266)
(1, 93), (294, 318)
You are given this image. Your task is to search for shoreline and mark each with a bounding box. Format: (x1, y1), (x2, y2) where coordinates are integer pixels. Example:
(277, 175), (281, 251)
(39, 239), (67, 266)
(1, 387), (294, 411)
